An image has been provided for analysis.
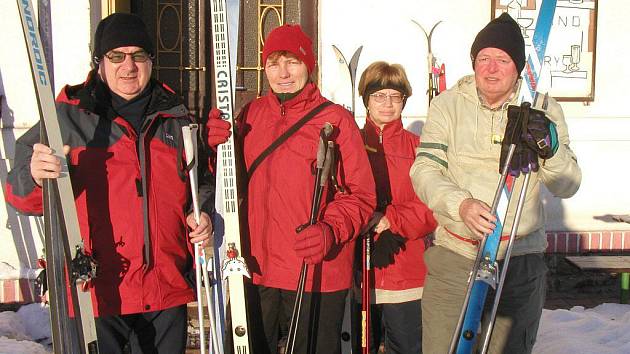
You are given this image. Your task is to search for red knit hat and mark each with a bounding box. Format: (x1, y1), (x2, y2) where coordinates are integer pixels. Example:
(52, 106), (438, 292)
(262, 24), (315, 73)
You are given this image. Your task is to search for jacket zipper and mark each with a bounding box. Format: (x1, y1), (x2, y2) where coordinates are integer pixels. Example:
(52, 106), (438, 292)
(379, 130), (383, 144)
(280, 104), (286, 117)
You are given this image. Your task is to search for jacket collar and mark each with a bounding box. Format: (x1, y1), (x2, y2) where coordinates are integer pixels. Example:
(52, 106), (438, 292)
(455, 74), (522, 112)
(264, 82), (320, 114)
(364, 116), (404, 139)
(58, 69), (185, 120)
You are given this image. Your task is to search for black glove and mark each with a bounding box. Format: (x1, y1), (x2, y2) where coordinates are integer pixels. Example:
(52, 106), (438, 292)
(371, 230), (406, 269)
(522, 105), (558, 159)
(501, 102), (547, 177)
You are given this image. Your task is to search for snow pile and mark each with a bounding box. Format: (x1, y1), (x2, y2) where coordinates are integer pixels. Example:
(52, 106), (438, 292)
(16, 303), (51, 345)
(0, 303), (51, 354)
(1, 302), (630, 353)
(533, 303), (630, 354)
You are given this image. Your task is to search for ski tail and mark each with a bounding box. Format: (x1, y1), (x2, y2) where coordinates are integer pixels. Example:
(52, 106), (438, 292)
(331, 45), (352, 113)
(348, 46), (363, 114)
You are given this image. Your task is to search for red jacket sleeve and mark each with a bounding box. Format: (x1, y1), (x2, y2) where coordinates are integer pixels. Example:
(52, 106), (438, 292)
(385, 198), (436, 240)
(5, 124), (44, 215)
(321, 107), (376, 244)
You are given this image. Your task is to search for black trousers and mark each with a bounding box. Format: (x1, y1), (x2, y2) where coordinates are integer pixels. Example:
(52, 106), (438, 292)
(95, 305), (188, 354)
(372, 300), (423, 354)
(247, 284), (348, 354)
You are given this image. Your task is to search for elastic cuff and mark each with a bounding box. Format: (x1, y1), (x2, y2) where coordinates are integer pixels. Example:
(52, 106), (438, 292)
(549, 122), (559, 155)
(447, 191), (473, 221)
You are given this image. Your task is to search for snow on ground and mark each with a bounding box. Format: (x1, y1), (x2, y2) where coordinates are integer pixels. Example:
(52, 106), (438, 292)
(533, 303), (630, 354)
(1, 303), (630, 353)
(0, 303), (51, 354)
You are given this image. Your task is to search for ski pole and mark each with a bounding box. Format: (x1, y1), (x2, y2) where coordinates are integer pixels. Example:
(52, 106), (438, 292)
(355, 213), (381, 354)
(200, 252), (221, 354)
(448, 144), (516, 354)
(361, 228), (372, 354)
(480, 93), (548, 354)
(480, 171), (531, 354)
(286, 124), (334, 354)
(181, 124), (208, 354)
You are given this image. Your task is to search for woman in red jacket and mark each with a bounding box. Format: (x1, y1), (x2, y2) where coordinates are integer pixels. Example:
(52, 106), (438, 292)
(208, 25), (376, 354)
(357, 61), (437, 354)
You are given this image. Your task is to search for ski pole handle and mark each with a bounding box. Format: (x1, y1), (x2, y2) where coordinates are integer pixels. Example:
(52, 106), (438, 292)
(182, 124), (201, 224)
(317, 123), (334, 168)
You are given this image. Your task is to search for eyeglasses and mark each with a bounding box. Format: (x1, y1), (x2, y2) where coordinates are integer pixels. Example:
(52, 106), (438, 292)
(104, 50), (151, 63)
(475, 56), (513, 67)
(369, 92), (405, 104)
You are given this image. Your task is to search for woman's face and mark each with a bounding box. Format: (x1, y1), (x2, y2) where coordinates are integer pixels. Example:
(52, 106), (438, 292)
(367, 88), (404, 129)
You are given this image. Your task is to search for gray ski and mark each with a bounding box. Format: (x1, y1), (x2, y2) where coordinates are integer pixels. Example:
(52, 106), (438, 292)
(17, 0), (98, 353)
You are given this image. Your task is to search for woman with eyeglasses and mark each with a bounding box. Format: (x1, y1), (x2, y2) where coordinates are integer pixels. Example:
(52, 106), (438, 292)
(355, 61), (437, 354)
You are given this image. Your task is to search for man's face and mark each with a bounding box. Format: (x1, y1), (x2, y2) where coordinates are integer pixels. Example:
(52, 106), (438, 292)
(474, 47), (519, 108)
(264, 52), (309, 94)
(99, 46), (152, 100)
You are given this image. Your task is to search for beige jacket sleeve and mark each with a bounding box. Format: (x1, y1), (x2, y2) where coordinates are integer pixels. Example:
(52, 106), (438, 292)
(537, 98), (582, 198)
(410, 98), (472, 222)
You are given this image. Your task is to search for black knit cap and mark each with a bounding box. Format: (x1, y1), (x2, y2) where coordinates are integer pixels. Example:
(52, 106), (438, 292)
(470, 13), (525, 73)
(92, 13), (154, 62)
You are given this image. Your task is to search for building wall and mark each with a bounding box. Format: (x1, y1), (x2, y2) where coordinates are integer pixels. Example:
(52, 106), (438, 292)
(320, 0), (630, 233)
(0, 0), (91, 275)
(0, 0), (628, 300)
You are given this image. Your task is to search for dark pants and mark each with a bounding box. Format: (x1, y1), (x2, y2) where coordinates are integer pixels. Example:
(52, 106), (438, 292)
(355, 300), (422, 354)
(95, 305), (188, 354)
(422, 246), (547, 354)
(247, 284), (348, 354)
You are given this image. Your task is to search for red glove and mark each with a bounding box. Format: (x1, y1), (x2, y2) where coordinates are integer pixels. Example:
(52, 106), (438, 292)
(206, 108), (231, 147)
(294, 222), (335, 265)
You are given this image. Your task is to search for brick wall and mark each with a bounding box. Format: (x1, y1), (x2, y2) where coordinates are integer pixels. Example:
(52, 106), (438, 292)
(2, 231), (629, 304)
(0, 279), (39, 303)
(546, 231), (630, 254)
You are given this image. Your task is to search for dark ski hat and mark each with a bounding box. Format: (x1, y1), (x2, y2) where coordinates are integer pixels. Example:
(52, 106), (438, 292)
(470, 13), (525, 73)
(92, 13), (154, 63)
(262, 24), (315, 73)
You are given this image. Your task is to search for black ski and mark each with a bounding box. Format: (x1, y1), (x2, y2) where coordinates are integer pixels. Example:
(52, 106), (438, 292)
(17, 0), (98, 352)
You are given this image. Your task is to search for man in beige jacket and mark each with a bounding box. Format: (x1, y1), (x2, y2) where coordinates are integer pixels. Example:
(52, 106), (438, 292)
(410, 13), (581, 354)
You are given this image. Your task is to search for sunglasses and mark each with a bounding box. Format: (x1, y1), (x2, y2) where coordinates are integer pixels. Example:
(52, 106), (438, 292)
(104, 50), (151, 63)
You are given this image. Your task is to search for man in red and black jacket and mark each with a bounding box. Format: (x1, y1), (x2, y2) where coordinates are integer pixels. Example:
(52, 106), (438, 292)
(5, 13), (212, 354)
